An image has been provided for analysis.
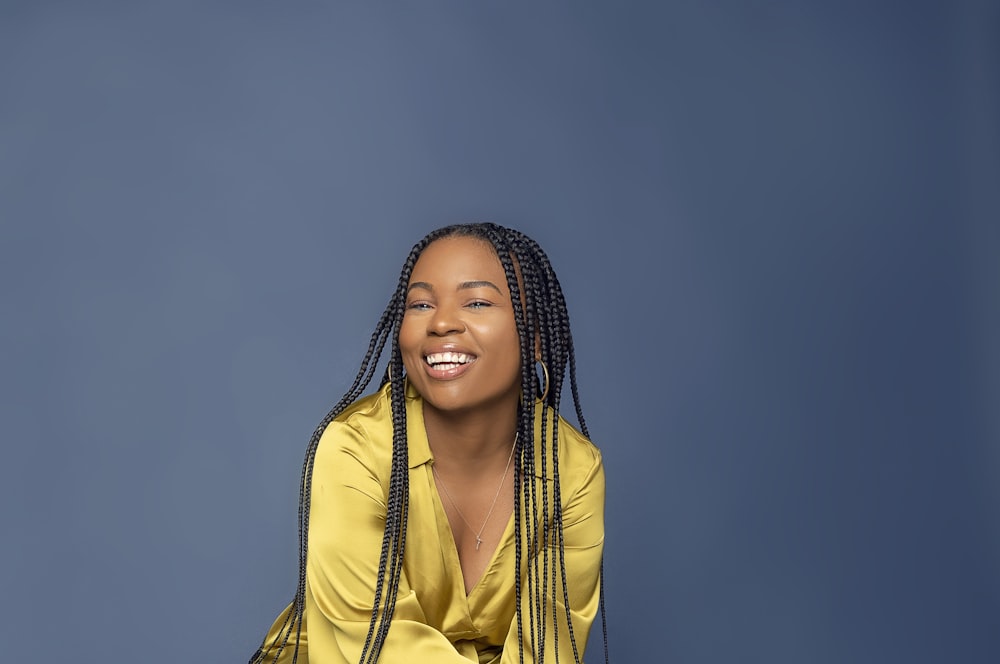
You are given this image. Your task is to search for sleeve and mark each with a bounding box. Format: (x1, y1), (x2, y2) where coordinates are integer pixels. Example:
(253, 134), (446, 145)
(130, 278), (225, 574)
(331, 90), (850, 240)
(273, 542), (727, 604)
(255, 601), (308, 664)
(500, 448), (606, 664)
(304, 421), (476, 664)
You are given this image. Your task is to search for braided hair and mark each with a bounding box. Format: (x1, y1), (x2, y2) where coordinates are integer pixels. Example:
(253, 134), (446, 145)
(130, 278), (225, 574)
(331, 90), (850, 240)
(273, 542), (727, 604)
(251, 223), (607, 664)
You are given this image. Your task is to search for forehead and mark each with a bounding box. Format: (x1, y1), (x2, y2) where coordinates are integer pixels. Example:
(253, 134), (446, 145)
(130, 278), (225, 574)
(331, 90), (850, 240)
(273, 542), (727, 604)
(409, 236), (506, 283)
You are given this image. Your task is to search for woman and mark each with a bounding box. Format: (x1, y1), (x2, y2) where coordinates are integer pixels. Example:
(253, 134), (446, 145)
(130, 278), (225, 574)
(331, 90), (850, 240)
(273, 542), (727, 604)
(250, 223), (607, 664)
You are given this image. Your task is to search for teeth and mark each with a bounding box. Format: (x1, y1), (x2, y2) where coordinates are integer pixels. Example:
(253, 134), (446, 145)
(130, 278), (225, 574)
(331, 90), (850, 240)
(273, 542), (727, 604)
(425, 352), (473, 366)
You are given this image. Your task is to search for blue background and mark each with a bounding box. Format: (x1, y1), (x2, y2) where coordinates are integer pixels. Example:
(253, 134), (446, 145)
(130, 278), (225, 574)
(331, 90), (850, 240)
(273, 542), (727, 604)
(1, 2), (997, 662)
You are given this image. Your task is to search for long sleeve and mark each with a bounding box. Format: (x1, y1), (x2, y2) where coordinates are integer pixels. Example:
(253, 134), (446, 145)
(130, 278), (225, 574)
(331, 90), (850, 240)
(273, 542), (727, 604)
(304, 420), (476, 664)
(255, 602), (307, 664)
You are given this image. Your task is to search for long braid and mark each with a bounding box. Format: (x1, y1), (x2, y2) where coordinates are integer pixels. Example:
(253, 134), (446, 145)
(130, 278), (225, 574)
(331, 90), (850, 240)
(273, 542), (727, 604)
(251, 223), (607, 664)
(251, 229), (442, 664)
(492, 231), (541, 664)
(522, 239), (554, 663)
(252, 304), (396, 664)
(358, 341), (408, 664)
(358, 231), (456, 663)
(529, 234), (584, 664)
(509, 231), (555, 664)
(527, 235), (569, 663)
(511, 229), (601, 664)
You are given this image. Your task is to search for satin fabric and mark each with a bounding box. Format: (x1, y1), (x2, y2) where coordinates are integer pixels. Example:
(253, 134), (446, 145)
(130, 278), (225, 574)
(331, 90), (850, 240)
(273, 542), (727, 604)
(257, 382), (605, 663)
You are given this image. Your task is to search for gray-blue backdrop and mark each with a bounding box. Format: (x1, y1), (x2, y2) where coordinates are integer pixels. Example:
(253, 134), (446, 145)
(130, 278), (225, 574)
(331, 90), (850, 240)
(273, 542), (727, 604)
(1, 2), (997, 662)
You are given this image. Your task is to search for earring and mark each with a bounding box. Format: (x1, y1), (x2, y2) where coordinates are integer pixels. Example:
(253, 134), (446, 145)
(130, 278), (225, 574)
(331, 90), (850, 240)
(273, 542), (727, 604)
(535, 359), (550, 402)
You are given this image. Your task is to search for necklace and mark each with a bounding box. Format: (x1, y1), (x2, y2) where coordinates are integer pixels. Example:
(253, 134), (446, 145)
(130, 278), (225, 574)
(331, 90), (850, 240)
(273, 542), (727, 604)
(432, 433), (518, 551)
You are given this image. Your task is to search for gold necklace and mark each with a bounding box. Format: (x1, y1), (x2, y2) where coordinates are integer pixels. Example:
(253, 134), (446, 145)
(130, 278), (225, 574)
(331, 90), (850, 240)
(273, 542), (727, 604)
(432, 434), (518, 551)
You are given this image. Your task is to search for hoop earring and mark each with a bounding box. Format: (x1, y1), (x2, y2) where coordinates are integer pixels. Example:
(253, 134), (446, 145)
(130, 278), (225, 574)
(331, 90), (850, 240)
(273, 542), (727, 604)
(535, 359), (550, 402)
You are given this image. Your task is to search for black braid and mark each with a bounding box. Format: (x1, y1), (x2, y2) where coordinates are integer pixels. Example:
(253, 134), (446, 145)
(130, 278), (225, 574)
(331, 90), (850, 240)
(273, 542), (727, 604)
(524, 240), (554, 663)
(250, 223), (607, 664)
(524, 232), (585, 663)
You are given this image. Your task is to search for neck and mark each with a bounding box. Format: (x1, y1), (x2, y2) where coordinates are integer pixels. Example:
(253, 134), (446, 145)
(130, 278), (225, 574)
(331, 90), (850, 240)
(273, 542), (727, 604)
(422, 399), (518, 466)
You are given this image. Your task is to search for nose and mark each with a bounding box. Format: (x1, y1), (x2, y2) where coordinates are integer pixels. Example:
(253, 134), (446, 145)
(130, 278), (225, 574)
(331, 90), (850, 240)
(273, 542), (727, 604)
(428, 302), (464, 336)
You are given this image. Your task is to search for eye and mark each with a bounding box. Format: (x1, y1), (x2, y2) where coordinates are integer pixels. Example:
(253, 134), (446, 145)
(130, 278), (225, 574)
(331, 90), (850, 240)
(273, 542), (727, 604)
(406, 301), (432, 311)
(466, 300), (492, 310)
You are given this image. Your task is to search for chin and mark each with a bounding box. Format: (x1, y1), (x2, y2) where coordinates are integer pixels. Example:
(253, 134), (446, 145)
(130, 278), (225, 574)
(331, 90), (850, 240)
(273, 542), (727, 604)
(423, 387), (520, 416)
(420, 391), (480, 414)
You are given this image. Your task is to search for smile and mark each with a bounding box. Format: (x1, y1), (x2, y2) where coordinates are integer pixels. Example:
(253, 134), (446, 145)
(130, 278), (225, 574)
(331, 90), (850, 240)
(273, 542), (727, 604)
(425, 352), (476, 370)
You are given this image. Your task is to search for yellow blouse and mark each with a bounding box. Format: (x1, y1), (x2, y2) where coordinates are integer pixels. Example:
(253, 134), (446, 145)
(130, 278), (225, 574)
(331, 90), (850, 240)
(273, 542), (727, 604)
(258, 382), (605, 663)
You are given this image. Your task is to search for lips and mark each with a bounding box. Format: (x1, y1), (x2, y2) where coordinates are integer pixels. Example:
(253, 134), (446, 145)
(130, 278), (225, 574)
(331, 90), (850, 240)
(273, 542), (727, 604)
(423, 350), (477, 379)
(425, 351), (475, 369)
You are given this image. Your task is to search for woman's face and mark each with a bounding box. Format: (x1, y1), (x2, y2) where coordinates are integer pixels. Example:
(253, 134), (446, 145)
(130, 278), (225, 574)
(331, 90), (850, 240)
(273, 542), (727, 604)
(399, 236), (522, 415)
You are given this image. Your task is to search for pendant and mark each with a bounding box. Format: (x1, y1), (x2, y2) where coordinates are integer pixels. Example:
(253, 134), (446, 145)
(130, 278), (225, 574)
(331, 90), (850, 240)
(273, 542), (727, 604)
(475, 536), (482, 550)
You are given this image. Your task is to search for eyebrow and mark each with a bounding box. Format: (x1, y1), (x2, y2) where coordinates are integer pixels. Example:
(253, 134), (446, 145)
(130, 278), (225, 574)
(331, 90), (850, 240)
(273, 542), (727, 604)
(459, 280), (503, 293)
(407, 280), (503, 294)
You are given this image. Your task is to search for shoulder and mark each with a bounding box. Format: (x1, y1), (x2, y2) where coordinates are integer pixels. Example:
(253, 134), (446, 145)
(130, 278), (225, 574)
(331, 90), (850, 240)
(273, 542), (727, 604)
(332, 383), (395, 434)
(552, 413), (604, 495)
(555, 415), (601, 465)
(314, 384), (395, 483)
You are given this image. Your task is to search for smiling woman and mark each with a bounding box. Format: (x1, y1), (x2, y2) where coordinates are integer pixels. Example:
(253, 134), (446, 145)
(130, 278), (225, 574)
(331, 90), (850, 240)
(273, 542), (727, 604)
(249, 224), (607, 664)
(401, 237), (522, 423)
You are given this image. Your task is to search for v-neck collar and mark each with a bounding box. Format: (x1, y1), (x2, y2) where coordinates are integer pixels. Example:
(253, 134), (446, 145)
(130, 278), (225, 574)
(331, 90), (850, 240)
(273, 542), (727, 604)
(429, 474), (516, 600)
(404, 381), (434, 469)
(402, 383), (517, 604)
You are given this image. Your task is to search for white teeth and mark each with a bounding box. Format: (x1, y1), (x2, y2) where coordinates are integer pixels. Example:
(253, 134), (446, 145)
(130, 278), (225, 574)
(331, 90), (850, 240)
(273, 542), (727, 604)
(425, 352), (473, 366)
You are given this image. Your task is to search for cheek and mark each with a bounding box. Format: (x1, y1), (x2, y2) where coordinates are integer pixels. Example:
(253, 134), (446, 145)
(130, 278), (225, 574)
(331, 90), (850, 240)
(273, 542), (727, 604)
(398, 318), (422, 360)
(500, 328), (522, 373)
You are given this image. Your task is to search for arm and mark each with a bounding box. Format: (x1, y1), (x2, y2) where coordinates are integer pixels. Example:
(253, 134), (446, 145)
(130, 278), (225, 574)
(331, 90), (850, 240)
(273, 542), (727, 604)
(304, 421), (477, 664)
(254, 602), (307, 664)
(500, 448), (606, 664)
